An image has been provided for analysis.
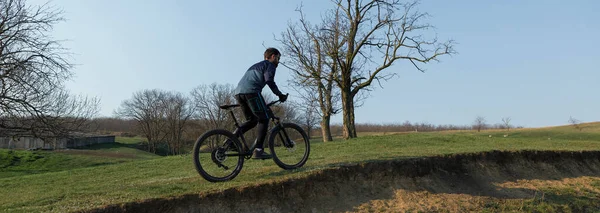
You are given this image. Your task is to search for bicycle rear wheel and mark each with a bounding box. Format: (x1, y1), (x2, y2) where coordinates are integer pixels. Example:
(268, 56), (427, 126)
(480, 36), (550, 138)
(268, 123), (310, 170)
(193, 129), (244, 182)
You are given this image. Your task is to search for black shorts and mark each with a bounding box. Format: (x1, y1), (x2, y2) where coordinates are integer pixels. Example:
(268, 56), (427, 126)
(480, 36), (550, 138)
(235, 93), (272, 122)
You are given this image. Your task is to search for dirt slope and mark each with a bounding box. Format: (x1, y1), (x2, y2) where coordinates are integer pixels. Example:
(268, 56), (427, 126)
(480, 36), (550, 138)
(85, 150), (600, 212)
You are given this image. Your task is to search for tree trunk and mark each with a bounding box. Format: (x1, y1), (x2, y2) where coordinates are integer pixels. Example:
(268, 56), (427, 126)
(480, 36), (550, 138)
(341, 89), (357, 139)
(320, 115), (333, 142)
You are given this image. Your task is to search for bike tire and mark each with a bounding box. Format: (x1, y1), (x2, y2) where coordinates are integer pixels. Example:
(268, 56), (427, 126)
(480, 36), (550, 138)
(268, 123), (310, 170)
(192, 129), (244, 182)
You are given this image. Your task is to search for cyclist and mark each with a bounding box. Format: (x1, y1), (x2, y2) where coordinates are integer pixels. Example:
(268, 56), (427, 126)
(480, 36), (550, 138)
(232, 47), (288, 159)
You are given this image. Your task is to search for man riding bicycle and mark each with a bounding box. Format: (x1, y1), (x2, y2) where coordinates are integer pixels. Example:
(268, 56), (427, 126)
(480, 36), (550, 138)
(233, 48), (288, 159)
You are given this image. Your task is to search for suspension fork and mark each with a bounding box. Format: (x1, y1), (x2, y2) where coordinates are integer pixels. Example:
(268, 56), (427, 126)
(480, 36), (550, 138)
(273, 118), (293, 148)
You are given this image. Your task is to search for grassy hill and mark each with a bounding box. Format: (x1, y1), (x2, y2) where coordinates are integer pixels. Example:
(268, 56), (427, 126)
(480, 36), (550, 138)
(0, 137), (159, 178)
(1, 122), (599, 212)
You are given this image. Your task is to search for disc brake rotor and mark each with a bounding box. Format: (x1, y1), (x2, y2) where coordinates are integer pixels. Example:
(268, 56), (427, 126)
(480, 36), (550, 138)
(286, 140), (297, 152)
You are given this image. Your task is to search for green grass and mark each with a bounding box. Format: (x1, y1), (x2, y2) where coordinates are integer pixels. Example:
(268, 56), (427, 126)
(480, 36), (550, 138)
(1, 124), (600, 212)
(0, 137), (158, 179)
(114, 136), (147, 145)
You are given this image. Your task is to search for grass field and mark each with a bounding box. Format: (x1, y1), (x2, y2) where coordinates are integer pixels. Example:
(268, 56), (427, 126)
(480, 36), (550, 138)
(0, 137), (157, 179)
(1, 123), (599, 212)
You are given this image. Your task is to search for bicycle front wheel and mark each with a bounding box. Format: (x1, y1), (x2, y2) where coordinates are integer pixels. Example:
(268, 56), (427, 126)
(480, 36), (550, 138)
(268, 123), (310, 170)
(193, 129), (244, 182)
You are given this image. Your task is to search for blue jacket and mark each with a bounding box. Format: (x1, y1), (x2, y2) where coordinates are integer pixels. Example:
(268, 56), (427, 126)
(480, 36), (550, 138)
(234, 60), (283, 96)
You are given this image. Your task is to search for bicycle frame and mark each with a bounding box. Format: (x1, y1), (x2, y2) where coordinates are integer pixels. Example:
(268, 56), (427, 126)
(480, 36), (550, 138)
(223, 100), (293, 158)
(194, 97), (310, 182)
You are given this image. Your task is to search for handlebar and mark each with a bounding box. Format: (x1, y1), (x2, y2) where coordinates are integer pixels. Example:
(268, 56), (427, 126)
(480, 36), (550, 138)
(267, 93), (288, 107)
(220, 94), (288, 110)
(266, 100), (282, 107)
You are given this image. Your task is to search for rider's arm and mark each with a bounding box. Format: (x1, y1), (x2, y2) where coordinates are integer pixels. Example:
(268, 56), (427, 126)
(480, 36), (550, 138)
(264, 63), (284, 96)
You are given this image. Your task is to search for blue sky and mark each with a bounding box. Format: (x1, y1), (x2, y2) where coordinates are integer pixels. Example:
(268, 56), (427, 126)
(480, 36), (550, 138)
(33, 0), (599, 128)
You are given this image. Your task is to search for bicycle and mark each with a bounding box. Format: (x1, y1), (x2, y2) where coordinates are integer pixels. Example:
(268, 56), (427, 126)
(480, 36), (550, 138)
(192, 99), (310, 182)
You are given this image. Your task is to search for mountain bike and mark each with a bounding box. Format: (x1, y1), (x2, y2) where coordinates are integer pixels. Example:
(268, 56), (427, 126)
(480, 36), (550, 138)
(192, 100), (310, 182)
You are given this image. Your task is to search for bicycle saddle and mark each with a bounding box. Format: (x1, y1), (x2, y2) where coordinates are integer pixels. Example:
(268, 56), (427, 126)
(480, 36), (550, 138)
(219, 104), (240, 110)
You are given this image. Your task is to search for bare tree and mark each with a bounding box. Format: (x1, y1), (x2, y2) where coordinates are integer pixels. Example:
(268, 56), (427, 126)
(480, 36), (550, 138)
(190, 83), (236, 131)
(115, 89), (169, 153)
(501, 117), (512, 131)
(278, 6), (341, 142)
(116, 89), (194, 154)
(287, 0), (455, 139)
(473, 116), (486, 132)
(163, 91), (193, 155)
(1, 0), (99, 142)
(300, 102), (319, 139)
(568, 116), (583, 131)
(288, 92), (322, 140)
(91, 117), (138, 135)
(271, 102), (299, 123)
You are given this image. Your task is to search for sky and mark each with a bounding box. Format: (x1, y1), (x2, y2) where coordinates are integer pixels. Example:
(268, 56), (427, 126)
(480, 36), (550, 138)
(30, 0), (599, 128)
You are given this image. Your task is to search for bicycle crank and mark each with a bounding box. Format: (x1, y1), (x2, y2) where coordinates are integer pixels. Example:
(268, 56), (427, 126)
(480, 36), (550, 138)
(211, 148), (229, 170)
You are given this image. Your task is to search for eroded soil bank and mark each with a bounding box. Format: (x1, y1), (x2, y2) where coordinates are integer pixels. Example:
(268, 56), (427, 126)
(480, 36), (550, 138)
(85, 150), (600, 212)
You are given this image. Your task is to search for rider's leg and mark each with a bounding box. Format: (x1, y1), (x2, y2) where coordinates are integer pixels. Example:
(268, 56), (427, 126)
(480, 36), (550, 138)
(251, 94), (272, 159)
(233, 94), (259, 136)
(252, 119), (271, 159)
(232, 118), (257, 136)
(253, 93), (270, 148)
(254, 119), (269, 149)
